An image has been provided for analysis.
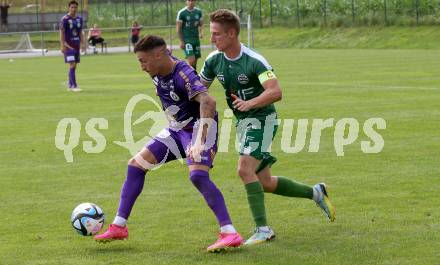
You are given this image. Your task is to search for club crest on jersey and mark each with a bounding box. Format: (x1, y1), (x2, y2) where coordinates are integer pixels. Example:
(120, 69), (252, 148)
(217, 74), (225, 84)
(170, 91), (180, 101)
(238, 74), (249, 84)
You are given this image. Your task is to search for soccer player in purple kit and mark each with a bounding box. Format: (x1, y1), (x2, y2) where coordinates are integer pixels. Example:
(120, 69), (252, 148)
(94, 35), (243, 252)
(59, 1), (85, 92)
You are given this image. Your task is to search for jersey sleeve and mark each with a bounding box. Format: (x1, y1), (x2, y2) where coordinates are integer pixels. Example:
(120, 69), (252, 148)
(177, 65), (208, 100)
(200, 52), (217, 83)
(59, 17), (66, 31)
(176, 9), (183, 22)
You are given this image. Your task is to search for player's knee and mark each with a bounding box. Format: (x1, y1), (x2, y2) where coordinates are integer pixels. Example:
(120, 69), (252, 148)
(237, 166), (252, 179)
(128, 150), (157, 170)
(189, 170), (208, 185)
(188, 57), (196, 66)
(127, 158), (143, 169)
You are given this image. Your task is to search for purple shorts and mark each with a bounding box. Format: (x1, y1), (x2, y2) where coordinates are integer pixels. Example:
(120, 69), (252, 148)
(146, 124), (218, 168)
(64, 48), (80, 63)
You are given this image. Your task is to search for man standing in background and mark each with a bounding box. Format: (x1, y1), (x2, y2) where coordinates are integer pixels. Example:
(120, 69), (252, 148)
(60, 0), (85, 91)
(176, 0), (203, 70)
(0, 0), (11, 32)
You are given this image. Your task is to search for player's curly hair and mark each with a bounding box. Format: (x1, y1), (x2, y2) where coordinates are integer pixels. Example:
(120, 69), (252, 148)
(209, 9), (240, 36)
(134, 35), (166, 53)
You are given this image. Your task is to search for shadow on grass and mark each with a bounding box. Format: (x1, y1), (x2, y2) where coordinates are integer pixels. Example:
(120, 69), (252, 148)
(89, 243), (137, 254)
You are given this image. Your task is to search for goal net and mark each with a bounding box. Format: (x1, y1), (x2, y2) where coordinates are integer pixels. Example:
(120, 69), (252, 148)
(0, 33), (47, 54)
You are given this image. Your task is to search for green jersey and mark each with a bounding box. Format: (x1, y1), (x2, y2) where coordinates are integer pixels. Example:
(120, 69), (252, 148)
(176, 7), (202, 42)
(200, 44), (278, 120)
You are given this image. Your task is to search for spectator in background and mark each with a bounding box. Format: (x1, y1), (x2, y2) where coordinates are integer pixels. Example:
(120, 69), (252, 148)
(0, 0), (11, 32)
(131, 21), (141, 46)
(88, 23), (104, 54)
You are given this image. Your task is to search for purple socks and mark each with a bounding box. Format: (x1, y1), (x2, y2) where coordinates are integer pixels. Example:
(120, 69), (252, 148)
(190, 170), (232, 226)
(116, 167), (232, 227)
(117, 165), (146, 219)
(69, 67), (77, 88)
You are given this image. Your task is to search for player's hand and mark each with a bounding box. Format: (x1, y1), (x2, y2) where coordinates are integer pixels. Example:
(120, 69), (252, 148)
(61, 46), (66, 53)
(199, 32), (204, 39)
(188, 142), (204, 163)
(231, 94), (254, 112)
(179, 41), (184, 50)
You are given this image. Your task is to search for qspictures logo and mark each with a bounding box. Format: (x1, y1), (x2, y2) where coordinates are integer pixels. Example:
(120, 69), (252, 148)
(55, 94), (386, 164)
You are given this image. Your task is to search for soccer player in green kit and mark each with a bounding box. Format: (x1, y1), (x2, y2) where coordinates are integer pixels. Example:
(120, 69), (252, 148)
(199, 9), (336, 245)
(176, 0), (203, 70)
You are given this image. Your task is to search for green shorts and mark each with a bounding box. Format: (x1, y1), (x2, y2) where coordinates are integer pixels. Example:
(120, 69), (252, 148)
(183, 40), (201, 59)
(236, 116), (278, 173)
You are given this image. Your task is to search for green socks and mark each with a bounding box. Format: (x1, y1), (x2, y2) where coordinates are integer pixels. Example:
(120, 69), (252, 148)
(245, 181), (267, 227)
(245, 177), (313, 227)
(273, 176), (313, 199)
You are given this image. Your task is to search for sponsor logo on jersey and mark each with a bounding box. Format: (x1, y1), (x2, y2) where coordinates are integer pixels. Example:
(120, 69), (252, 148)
(186, 16), (190, 20)
(170, 91), (180, 101)
(238, 74), (249, 84)
(217, 74), (225, 84)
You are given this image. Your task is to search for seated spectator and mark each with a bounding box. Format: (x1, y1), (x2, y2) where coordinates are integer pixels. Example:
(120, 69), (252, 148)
(88, 23), (104, 53)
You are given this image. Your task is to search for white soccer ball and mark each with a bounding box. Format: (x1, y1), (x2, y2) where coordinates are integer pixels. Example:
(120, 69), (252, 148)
(71, 203), (105, 236)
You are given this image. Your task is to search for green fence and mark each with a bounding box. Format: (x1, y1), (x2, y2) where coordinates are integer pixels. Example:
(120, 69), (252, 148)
(87, 0), (440, 28)
(2, 0), (440, 33)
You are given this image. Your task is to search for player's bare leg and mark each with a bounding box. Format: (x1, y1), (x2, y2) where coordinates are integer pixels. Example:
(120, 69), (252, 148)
(187, 56), (197, 70)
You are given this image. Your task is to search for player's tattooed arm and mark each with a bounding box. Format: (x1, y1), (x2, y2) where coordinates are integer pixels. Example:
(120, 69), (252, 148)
(232, 79), (282, 111)
(189, 92), (216, 162)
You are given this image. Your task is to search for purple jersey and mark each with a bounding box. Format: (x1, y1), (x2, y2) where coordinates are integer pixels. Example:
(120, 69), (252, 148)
(60, 14), (83, 50)
(153, 59), (207, 129)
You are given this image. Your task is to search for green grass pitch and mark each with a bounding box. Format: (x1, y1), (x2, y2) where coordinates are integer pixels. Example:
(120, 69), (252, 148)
(0, 48), (439, 264)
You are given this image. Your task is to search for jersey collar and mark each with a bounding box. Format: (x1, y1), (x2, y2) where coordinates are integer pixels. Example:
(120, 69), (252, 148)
(223, 43), (244, 61)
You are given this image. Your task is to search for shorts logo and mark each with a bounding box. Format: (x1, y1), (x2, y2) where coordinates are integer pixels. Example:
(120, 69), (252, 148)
(170, 91), (180, 101)
(238, 74), (249, 84)
(217, 74), (225, 84)
(185, 44), (193, 51)
(66, 56), (75, 62)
